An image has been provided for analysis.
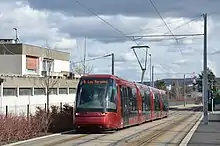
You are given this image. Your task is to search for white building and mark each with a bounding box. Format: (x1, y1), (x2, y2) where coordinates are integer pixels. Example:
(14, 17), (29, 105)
(0, 76), (79, 115)
(0, 42), (80, 115)
(0, 43), (70, 78)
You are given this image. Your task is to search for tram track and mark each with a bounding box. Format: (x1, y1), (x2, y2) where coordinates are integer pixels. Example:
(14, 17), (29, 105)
(108, 106), (202, 146)
(10, 106), (200, 146)
(41, 114), (181, 146)
(38, 110), (177, 146)
(46, 110), (184, 146)
(164, 113), (202, 146)
(129, 113), (202, 146)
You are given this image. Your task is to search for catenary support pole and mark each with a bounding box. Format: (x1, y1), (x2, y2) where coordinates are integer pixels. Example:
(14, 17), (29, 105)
(112, 53), (114, 75)
(203, 13), (208, 125)
(152, 65), (154, 87)
(183, 74), (186, 107)
(83, 37), (86, 75)
(149, 54), (152, 86)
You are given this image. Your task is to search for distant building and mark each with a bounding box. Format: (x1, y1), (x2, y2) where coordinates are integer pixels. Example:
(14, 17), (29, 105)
(0, 39), (15, 44)
(0, 42), (70, 78)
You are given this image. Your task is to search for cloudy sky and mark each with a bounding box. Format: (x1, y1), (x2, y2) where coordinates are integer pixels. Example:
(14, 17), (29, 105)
(1, 0), (220, 82)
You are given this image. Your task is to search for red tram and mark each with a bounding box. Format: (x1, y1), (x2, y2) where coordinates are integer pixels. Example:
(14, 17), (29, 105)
(74, 74), (169, 131)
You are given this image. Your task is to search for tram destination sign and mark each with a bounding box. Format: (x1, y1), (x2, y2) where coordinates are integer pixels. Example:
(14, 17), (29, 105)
(82, 79), (108, 84)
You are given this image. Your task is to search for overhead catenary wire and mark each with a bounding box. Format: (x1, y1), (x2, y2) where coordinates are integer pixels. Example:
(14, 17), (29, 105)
(131, 14), (203, 42)
(71, 53), (112, 65)
(74, 0), (202, 81)
(96, 14), (204, 42)
(163, 14), (203, 35)
(126, 17), (197, 35)
(75, 0), (139, 45)
(126, 33), (204, 38)
(148, 0), (184, 57)
(75, 0), (151, 80)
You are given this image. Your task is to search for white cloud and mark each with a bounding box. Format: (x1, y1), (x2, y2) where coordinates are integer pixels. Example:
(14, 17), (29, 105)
(172, 59), (190, 65)
(54, 38), (77, 50)
(208, 60), (217, 75)
(0, 1), (220, 81)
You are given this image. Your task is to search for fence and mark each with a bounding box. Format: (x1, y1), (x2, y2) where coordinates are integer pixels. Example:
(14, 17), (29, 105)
(0, 102), (75, 117)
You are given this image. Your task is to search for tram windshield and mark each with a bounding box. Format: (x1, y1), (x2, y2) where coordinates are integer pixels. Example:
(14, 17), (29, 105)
(75, 78), (117, 112)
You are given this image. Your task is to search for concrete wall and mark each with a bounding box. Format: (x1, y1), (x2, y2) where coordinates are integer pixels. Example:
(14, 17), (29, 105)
(0, 44), (71, 77)
(0, 43), (70, 61)
(1, 76), (78, 88)
(24, 56), (70, 77)
(169, 98), (196, 106)
(0, 76), (79, 115)
(0, 55), (22, 75)
(22, 44), (70, 61)
(53, 59), (70, 73)
(0, 94), (76, 116)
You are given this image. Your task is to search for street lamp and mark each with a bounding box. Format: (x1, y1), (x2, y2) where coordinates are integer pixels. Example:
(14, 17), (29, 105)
(71, 53), (115, 75)
(13, 28), (18, 43)
(131, 45), (150, 83)
(103, 53), (114, 75)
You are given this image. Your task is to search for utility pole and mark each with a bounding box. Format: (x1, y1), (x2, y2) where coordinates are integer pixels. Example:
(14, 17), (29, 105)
(149, 54), (152, 86)
(111, 53), (114, 75)
(152, 65), (154, 87)
(203, 13), (208, 125)
(183, 74), (186, 107)
(83, 37), (86, 75)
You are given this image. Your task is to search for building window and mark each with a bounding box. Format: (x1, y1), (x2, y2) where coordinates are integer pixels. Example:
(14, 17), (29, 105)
(3, 88), (17, 96)
(69, 88), (76, 94)
(49, 88), (57, 95)
(34, 88), (45, 95)
(26, 56), (38, 71)
(19, 88), (32, 96)
(59, 88), (67, 94)
(42, 59), (54, 72)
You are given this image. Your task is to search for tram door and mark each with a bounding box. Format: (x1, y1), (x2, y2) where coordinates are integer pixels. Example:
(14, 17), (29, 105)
(120, 86), (129, 126)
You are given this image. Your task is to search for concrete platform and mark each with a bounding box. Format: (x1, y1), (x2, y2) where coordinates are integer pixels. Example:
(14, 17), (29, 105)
(187, 112), (220, 146)
(169, 104), (202, 109)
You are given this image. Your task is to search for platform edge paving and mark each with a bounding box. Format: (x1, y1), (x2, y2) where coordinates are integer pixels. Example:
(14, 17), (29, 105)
(3, 130), (75, 146)
(179, 114), (203, 146)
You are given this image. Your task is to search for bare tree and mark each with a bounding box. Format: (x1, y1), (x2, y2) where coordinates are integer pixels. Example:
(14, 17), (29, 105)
(73, 62), (93, 76)
(171, 81), (181, 99)
(41, 47), (59, 133)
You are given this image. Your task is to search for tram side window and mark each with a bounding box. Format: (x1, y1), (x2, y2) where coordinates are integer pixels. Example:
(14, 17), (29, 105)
(154, 93), (156, 111)
(107, 80), (117, 109)
(132, 87), (138, 111)
(127, 87), (133, 115)
(140, 89), (145, 112)
(144, 90), (151, 111)
(120, 87), (128, 114)
(154, 93), (160, 111)
(120, 87), (125, 110)
(164, 94), (169, 111)
(123, 87), (128, 106)
(158, 93), (161, 111)
(161, 94), (165, 111)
